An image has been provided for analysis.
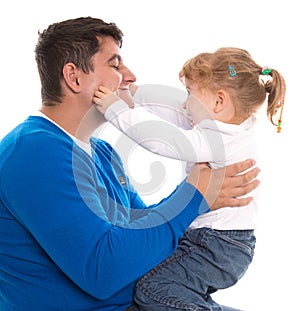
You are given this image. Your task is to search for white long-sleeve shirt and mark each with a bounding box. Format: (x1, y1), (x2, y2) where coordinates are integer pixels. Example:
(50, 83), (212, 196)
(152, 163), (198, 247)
(104, 85), (259, 230)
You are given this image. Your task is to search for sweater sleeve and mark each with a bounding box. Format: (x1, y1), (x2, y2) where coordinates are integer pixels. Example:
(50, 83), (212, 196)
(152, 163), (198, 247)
(0, 130), (208, 300)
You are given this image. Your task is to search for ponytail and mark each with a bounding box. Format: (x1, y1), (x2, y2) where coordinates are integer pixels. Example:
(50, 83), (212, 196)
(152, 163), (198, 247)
(261, 67), (286, 132)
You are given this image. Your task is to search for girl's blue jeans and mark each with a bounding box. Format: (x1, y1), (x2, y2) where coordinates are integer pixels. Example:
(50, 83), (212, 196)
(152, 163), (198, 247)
(134, 227), (256, 311)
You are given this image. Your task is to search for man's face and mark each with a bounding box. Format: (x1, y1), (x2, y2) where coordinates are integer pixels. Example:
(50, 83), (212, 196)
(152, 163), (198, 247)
(81, 36), (136, 107)
(83, 36), (124, 95)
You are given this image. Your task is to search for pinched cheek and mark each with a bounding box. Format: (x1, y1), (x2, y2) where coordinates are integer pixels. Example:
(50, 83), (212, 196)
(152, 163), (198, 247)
(111, 74), (122, 91)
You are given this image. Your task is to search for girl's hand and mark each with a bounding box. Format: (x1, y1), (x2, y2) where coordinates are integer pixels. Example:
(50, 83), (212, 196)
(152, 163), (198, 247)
(116, 86), (135, 109)
(93, 86), (119, 115)
(129, 84), (138, 96)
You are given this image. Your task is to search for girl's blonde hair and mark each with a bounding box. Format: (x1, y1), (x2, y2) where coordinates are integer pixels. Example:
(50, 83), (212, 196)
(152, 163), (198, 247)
(179, 47), (286, 130)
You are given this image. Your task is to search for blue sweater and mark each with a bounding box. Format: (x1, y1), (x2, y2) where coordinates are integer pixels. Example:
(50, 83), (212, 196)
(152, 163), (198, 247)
(0, 116), (208, 310)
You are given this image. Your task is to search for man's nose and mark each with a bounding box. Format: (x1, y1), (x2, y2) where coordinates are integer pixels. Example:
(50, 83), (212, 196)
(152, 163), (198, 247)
(121, 65), (136, 85)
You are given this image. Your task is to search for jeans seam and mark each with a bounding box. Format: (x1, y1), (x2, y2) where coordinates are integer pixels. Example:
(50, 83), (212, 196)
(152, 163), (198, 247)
(201, 228), (255, 256)
(219, 234), (255, 255)
(138, 246), (194, 282)
(136, 249), (209, 311)
(136, 283), (209, 311)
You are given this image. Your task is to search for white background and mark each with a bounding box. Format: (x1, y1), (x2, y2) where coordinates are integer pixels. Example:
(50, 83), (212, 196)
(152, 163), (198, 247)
(0, 1), (299, 310)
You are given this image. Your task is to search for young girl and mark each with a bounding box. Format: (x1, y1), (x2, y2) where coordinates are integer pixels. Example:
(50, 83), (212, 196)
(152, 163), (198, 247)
(94, 47), (286, 311)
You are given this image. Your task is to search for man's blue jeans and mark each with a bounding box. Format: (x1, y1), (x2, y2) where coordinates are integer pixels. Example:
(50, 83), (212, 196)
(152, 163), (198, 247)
(134, 227), (256, 311)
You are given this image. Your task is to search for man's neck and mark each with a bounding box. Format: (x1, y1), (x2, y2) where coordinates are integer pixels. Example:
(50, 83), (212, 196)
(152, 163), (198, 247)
(39, 103), (106, 143)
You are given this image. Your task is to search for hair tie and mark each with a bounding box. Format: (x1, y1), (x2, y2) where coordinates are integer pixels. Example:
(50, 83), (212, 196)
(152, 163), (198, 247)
(228, 65), (237, 77)
(261, 66), (272, 75)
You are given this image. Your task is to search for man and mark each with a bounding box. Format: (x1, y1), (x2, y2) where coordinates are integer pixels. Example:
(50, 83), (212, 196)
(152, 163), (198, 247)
(0, 17), (259, 310)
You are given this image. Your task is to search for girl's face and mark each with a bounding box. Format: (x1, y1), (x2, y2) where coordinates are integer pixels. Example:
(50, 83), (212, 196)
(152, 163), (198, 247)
(182, 80), (216, 124)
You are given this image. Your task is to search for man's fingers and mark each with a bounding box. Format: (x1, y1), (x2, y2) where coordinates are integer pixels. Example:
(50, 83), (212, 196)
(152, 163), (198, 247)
(225, 159), (256, 177)
(208, 160), (261, 210)
(228, 167), (260, 188)
(230, 179), (260, 198)
(225, 196), (254, 207)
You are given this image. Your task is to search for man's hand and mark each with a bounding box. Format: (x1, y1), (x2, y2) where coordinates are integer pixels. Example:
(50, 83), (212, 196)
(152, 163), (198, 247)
(187, 159), (260, 211)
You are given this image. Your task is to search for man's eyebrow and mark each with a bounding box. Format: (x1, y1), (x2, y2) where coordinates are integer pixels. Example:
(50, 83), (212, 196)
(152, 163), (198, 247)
(108, 54), (122, 62)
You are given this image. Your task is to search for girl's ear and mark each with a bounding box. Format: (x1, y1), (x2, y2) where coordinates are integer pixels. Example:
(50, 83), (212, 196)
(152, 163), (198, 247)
(62, 63), (81, 93)
(213, 90), (227, 113)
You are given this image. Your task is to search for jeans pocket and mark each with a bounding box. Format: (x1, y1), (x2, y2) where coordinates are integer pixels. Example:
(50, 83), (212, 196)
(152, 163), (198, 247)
(215, 230), (256, 256)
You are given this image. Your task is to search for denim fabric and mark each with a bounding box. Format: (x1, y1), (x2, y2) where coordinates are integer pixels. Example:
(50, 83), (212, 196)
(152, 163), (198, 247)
(134, 227), (255, 311)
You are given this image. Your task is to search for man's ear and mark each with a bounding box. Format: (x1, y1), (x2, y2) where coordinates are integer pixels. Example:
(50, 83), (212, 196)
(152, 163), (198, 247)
(213, 90), (227, 113)
(62, 63), (81, 93)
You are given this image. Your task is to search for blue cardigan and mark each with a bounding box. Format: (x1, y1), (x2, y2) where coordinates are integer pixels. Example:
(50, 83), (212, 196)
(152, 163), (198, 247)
(0, 116), (208, 310)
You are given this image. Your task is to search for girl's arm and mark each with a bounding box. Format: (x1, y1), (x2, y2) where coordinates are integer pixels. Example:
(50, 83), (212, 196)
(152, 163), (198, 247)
(132, 84), (192, 130)
(95, 91), (224, 163)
